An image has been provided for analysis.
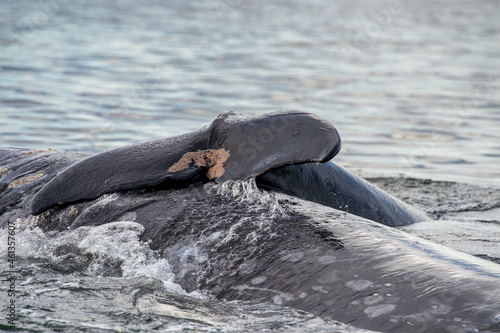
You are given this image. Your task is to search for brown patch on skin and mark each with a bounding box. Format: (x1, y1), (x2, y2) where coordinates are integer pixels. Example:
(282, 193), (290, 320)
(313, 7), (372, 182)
(21, 149), (52, 156)
(69, 207), (79, 216)
(9, 173), (45, 188)
(205, 149), (231, 179)
(0, 168), (9, 176)
(168, 149), (231, 180)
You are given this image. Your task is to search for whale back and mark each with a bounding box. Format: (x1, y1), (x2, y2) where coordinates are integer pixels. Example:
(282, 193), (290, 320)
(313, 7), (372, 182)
(257, 162), (430, 226)
(1, 149), (499, 333)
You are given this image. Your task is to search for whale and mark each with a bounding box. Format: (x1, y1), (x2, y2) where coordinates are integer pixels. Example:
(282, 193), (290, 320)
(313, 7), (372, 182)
(1, 111), (499, 332)
(29, 111), (341, 216)
(27, 111), (426, 227)
(258, 161), (429, 226)
(0, 148), (499, 333)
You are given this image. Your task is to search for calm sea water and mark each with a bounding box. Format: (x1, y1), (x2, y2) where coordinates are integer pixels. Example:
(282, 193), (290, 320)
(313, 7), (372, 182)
(1, 0), (499, 185)
(1, 2), (500, 331)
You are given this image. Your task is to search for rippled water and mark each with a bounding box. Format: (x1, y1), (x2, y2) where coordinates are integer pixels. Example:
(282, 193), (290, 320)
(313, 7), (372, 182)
(2, 3), (500, 331)
(1, 0), (499, 185)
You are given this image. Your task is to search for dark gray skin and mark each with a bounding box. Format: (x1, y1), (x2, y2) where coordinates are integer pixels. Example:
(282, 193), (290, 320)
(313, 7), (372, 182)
(258, 162), (429, 226)
(27, 110), (425, 226)
(30, 111), (341, 215)
(0, 149), (499, 333)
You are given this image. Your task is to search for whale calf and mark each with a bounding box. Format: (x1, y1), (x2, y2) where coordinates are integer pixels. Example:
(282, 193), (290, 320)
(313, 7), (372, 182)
(30, 111), (341, 215)
(27, 111), (425, 227)
(258, 162), (429, 226)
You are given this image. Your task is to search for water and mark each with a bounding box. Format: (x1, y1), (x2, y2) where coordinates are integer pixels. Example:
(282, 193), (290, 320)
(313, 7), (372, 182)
(1, 1), (500, 332)
(0, 0), (499, 186)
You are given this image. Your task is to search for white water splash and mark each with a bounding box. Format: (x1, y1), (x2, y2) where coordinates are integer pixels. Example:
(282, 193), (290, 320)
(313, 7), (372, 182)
(0, 219), (202, 298)
(206, 178), (286, 218)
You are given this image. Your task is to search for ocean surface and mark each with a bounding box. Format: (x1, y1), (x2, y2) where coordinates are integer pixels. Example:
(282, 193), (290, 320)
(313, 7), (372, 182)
(1, 1), (500, 332)
(1, 0), (499, 186)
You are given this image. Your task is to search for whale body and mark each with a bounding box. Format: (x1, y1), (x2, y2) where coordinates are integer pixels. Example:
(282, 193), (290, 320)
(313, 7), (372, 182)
(0, 152), (498, 332)
(1, 111), (498, 332)
(26, 111), (425, 226)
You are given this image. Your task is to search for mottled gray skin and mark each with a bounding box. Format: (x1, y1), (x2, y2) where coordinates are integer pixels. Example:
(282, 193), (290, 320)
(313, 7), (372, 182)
(258, 162), (429, 226)
(0, 149), (499, 333)
(30, 111), (341, 215)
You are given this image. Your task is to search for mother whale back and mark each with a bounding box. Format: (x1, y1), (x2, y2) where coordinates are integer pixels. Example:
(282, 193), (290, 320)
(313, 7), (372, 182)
(0, 149), (499, 333)
(30, 111), (341, 215)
